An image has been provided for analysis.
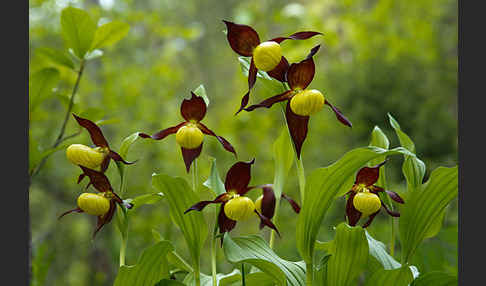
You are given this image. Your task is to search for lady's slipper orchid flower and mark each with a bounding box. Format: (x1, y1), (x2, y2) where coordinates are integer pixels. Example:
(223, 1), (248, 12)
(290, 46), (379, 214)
(244, 45), (352, 158)
(59, 166), (133, 238)
(184, 160), (280, 242)
(223, 20), (322, 114)
(66, 114), (135, 180)
(139, 92), (236, 172)
(345, 161), (405, 228)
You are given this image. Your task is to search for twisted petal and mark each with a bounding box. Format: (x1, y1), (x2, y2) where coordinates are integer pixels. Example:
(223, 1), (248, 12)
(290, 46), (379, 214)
(108, 150), (136, 166)
(281, 193), (301, 213)
(362, 210), (380, 228)
(223, 20), (260, 57)
(218, 203), (237, 246)
(267, 56), (289, 82)
(93, 201), (116, 238)
(224, 159), (255, 195)
(197, 123), (236, 155)
(287, 45), (320, 90)
(72, 113), (109, 148)
(382, 202), (400, 217)
(270, 31), (322, 43)
(184, 193), (229, 214)
(259, 185), (276, 227)
(244, 90), (293, 112)
(181, 144), (203, 173)
(139, 122), (186, 140)
(58, 207), (83, 219)
(235, 58), (257, 115)
(385, 190), (405, 204)
(325, 101), (352, 128)
(346, 192), (362, 226)
(355, 161), (387, 186)
(181, 92), (207, 122)
(285, 101), (309, 159)
(255, 210), (280, 236)
(79, 165), (114, 192)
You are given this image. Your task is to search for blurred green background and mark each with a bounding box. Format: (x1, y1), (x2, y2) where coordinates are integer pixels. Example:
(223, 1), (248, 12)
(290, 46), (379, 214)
(29, 0), (457, 285)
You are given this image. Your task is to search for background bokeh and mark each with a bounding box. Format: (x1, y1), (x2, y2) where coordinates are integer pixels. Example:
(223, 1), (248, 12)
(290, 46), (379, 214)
(29, 0), (458, 285)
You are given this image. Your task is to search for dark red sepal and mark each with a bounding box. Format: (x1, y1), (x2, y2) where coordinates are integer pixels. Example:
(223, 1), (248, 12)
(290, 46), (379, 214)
(386, 190), (405, 204)
(77, 174), (86, 184)
(267, 56), (290, 82)
(255, 210), (280, 236)
(93, 201), (116, 238)
(181, 93), (207, 122)
(235, 59), (258, 115)
(281, 193), (301, 213)
(139, 122), (186, 140)
(184, 193), (228, 214)
(355, 161), (386, 186)
(198, 123), (237, 155)
(259, 186), (276, 228)
(224, 159), (255, 195)
(362, 210), (380, 228)
(382, 202), (400, 217)
(346, 192), (362, 226)
(218, 203), (237, 237)
(244, 90), (293, 111)
(108, 150), (136, 165)
(100, 155), (111, 173)
(235, 91), (250, 116)
(181, 144), (203, 173)
(72, 114), (109, 148)
(79, 166), (114, 192)
(58, 207), (83, 219)
(223, 20), (260, 57)
(270, 31), (322, 43)
(285, 101), (309, 159)
(325, 101), (352, 128)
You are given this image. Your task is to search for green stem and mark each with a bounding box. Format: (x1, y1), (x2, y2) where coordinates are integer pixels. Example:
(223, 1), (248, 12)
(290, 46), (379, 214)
(191, 159), (201, 286)
(306, 262), (313, 286)
(296, 158), (306, 201)
(269, 199), (280, 249)
(192, 159), (198, 191)
(211, 210), (219, 286)
(194, 262), (201, 286)
(241, 263), (246, 286)
(119, 234), (127, 266)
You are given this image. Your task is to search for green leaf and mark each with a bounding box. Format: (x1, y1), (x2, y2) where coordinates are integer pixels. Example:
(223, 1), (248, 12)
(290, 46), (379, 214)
(399, 166), (458, 263)
(60, 7), (97, 59)
(272, 127), (295, 198)
(113, 240), (173, 286)
(368, 126), (390, 188)
(193, 84), (210, 107)
(152, 229), (194, 273)
(152, 174), (208, 269)
(155, 279), (186, 286)
(29, 68), (60, 112)
(203, 157), (226, 196)
(423, 208), (446, 239)
(223, 234), (306, 286)
(91, 20), (130, 50)
(36, 47), (75, 70)
(115, 132), (140, 182)
(326, 223), (369, 286)
(29, 136), (66, 173)
(387, 113), (415, 153)
(366, 231), (401, 271)
(364, 266), (414, 286)
(296, 146), (414, 264)
(411, 271), (457, 286)
(127, 192), (164, 211)
(238, 57), (284, 94)
(83, 49), (103, 60)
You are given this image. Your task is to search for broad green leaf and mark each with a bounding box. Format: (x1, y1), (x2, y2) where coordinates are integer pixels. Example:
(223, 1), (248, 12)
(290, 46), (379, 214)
(364, 266), (414, 286)
(366, 231), (401, 271)
(183, 271), (272, 286)
(296, 146), (414, 264)
(410, 271), (457, 286)
(194, 84), (210, 106)
(326, 223), (369, 286)
(203, 157), (226, 196)
(29, 68), (60, 112)
(399, 166), (458, 263)
(91, 20), (130, 50)
(126, 192), (164, 210)
(60, 7), (97, 59)
(387, 113), (415, 153)
(36, 47), (75, 70)
(368, 126), (390, 188)
(113, 240), (173, 286)
(423, 208), (446, 239)
(155, 279), (186, 286)
(152, 174), (208, 269)
(31, 241), (54, 286)
(152, 229), (194, 273)
(115, 132), (140, 182)
(238, 57), (284, 94)
(272, 127), (295, 198)
(314, 254), (331, 286)
(223, 234), (306, 286)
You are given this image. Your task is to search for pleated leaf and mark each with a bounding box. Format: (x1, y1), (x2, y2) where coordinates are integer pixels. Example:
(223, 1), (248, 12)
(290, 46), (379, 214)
(364, 266), (414, 286)
(410, 271), (457, 286)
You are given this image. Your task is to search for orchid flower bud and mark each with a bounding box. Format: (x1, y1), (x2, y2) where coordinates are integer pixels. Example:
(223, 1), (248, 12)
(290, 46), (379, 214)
(175, 124), (204, 149)
(290, 89), (325, 116)
(253, 41), (282, 71)
(224, 196), (255, 221)
(353, 192), (381, 217)
(66, 144), (108, 170)
(77, 193), (111, 216)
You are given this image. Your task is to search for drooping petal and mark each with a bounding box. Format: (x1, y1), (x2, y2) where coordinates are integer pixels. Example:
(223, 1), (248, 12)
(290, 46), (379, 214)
(108, 150), (137, 165)
(346, 192), (362, 226)
(270, 31), (322, 43)
(99, 155), (111, 173)
(259, 186), (276, 227)
(181, 92), (207, 122)
(255, 210), (280, 236)
(362, 210), (380, 228)
(79, 165), (114, 192)
(139, 122), (186, 140)
(244, 90), (293, 111)
(77, 174), (86, 184)
(235, 59), (258, 115)
(197, 123), (237, 155)
(324, 101), (352, 128)
(285, 101), (309, 159)
(382, 202), (400, 217)
(385, 190), (405, 204)
(184, 193), (229, 214)
(72, 114), (109, 147)
(181, 143), (203, 173)
(218, 203), (237, 243)
(355, 161), (387, 186)
(267, 56), (289, 82)
(223, 20), (261, 57)
(93, 201), (116, 238)
(58, 207), (83, 219)
(281, 193), (301, 213)
(224, 159), (255, 195)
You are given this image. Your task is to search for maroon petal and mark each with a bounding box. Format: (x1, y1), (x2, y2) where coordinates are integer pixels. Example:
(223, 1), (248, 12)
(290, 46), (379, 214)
(197, 123), (237, 155)
(270, 31), (322, 43)
(267, 56), (290, 82)
(255, 210), (280, 236)
(287, 45), (320, 90)
(58, 207), (83, 219)
(93, 201), (116, 238)
(362, 210), (380, 228)
(281, 193), (301, 213)
(325, 101), (352, 128)
(181, 143), (203, 173)
(235, 59), (258, 115)
(385, 190), (405, 204)
(77, 174), (86, 184)
(346, 193), (362, 226)
(139, 122), (186, 140)
(223, 20), (260, 57)
(79, 166), (114, 192)
(259, 186), (276, 227)
(99, 155), (111, 173)
(184, 193), (229, 214)
(108, 150), (137, 165)
(285, 101), (309, 159)
(382, 202), (400, 217)
(72, 114), (109, 148)
(235, 91), (250, 116)
(181, 92), (207, 122)
(224, 159), (255, 194)
(355, 161), (387, 186)
(244, 90), (293, 112)
(218, 203), (237, 238)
